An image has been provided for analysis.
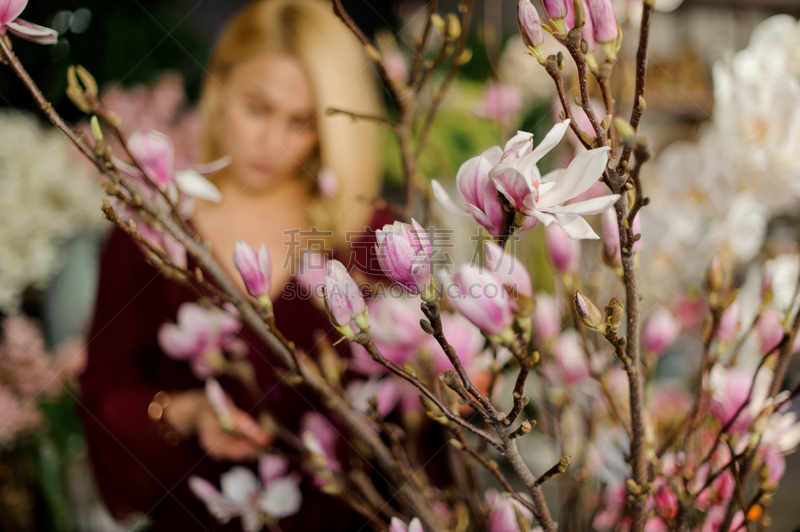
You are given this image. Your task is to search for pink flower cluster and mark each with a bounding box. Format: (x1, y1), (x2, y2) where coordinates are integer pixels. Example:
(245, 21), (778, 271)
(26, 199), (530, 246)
(0, 314), (86, 445)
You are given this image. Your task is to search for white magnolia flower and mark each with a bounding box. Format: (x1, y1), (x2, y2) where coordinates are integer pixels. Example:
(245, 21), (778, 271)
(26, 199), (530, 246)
(189, 455), (302, 531)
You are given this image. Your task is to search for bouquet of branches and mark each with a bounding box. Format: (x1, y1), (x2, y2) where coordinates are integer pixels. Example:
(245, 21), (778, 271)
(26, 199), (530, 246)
(2, 0), (799, 531)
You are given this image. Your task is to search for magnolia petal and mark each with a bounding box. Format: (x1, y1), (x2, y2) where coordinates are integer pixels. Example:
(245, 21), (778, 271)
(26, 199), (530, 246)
(220, 467), (259, 505)
(503, 130), (533, 155)
(431, 180), (470, 217)
(127, 130), (175, 187)
(530, 210), (557, 226)
(545, 194), (620, 215)
(0, 0), (27, 26)
(259, 477), (303, 518)
(408, 518), (425, 532)
(456, 153), (496, 206)
(193, 155), (232, 176)
(492, 167), (534, 210)
(7, 19), (58, 44)
(259, 454), (289, 485)
(554, 213), (600, 240)
(481, 145), (503, 166)
(175, 169), (223, 202)
(528, 119), (571, 165)
(537, 146), (611, 209)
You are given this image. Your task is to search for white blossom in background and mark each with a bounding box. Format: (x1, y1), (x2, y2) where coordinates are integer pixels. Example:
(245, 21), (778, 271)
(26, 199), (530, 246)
(0, 110), (106, 310)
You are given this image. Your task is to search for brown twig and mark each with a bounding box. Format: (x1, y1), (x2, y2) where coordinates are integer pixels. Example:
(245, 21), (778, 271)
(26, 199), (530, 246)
(619, 0), (654, 171)
(326, 107), (399, 131)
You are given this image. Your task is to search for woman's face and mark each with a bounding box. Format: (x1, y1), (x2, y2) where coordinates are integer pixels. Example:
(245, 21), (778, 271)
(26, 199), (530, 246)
(213, 52), (319, 193)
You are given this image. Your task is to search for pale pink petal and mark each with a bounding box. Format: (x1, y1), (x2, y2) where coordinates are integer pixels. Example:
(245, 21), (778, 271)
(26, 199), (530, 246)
(545, 194), (620, 215)
(537, 147), (611, 209)
(0, 0), (27, 26)
(554, 213), (599, 239)
(175, 169), (223, 202)
(431, 180), (470, 217)
(528, 119), (571, 165)
(7, 19), (58, 44)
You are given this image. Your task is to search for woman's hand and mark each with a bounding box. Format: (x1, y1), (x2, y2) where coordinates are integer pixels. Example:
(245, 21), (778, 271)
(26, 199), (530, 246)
(164, 389), (273, 461)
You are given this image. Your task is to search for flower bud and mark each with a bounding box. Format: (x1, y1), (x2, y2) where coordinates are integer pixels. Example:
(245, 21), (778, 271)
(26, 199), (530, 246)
(702, 252), (732, 298)
(642, 305), (681, 356)
(232, 241), (272, 308)
(553, 329), (590, 385)
(518, 0), (545, 62)
(541, 0), (569, 36)
(546, 224), (581, 273)
(324, 260), (368, 338)
(574, 291), (604, 332)
(375, 220), (434, 299)
(604, 296), (624, 331)
(586, 0), (619, 56)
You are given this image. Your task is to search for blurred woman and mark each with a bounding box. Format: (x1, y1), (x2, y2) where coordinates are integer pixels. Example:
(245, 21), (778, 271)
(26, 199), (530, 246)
(79, 1), (385, 530)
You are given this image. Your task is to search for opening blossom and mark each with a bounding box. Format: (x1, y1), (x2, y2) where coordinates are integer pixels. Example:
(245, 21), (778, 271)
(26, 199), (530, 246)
(189, 455), (302, 532)
(0, 0), (57, 44)
(375, 219), (434, 298)
(517, 0), (544, 62)
(434, 121), (619, 240)
(116, 129), (229, 205)
(157, 303), (247, 379)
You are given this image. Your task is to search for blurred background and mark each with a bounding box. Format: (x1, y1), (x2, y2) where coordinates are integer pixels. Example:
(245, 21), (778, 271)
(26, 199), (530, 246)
(1, 0), (800, 530)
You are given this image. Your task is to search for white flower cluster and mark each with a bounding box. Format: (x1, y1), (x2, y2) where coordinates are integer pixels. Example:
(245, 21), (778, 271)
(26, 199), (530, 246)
(0, 110), (106, 310)
(643, 15), (800, 291)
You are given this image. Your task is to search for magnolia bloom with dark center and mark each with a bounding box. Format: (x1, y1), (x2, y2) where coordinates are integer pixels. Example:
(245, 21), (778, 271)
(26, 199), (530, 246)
(0, 0), (57, 44)
(324, 260), (368, 337)
(375, 219), (433, 296)
(440, 264), (514, 339)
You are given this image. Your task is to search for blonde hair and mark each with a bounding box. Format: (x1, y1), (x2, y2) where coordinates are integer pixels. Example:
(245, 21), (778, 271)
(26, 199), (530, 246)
(201, 0), (382, 245)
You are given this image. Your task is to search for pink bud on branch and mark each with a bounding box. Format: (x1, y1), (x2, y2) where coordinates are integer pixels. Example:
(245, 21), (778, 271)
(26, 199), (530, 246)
(232, 240), (273, 311)
(518, 0), (545, 63)
(375, 220), (435, 300)
(324, 260), (368, 339)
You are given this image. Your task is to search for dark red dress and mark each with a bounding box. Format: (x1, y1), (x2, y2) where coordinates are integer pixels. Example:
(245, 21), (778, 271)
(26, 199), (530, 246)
(79, 219), (389, 531)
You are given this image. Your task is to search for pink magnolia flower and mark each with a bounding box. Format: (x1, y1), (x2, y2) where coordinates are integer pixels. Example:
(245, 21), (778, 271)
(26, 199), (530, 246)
(390, 517), (424, 532)
(485, 489), (533, 532)
(375, 220), (433, 295)
(708, 365), (772, 432)
(533, 291), (560, 345)
(233, 241), (272, 299)
(189, 455), (302, 532)
(116, 129), (228, 204)
(474, 82), (524, 123)
(0, 0), (57, 44)
(324, 260), (367, 337)
(756, 307), (784, 354)
(300, 411), (342, 486)
(350, 297), (426, 373)
(440, 264), (514, 338)
(432, 147), (520, 236)
(425, 312), (484, 374)
(484, 241), (533, 300)
(642, 305), (681, 356)
(158, 303), (247, 379)
(552, 329), (590, 385)
(545, 223), (581, 272)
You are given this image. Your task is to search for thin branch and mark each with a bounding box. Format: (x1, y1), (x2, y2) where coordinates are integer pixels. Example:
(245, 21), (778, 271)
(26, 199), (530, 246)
(326, 107), (399, 131)
(534, 456), (572, 489)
